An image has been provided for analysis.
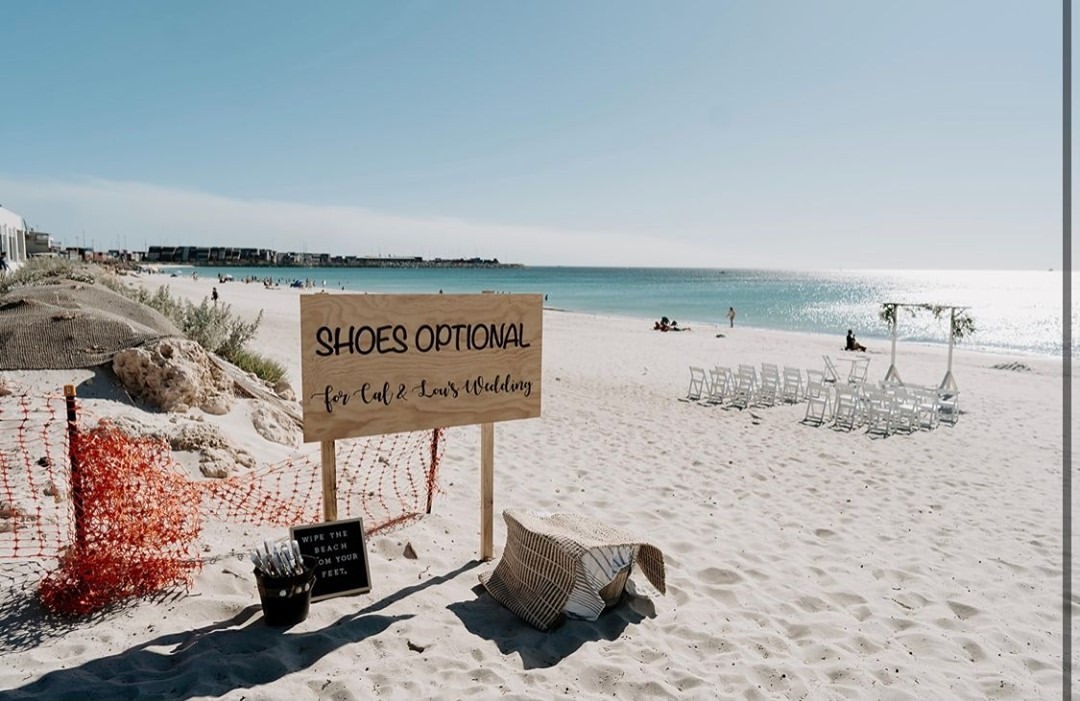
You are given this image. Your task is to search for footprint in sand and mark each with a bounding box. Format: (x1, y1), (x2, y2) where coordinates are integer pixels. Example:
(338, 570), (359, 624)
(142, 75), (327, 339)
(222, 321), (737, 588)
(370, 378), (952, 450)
(794, 595), (828, 613)
(829, 591), (866, 607)
(934, 616), (960, 631)
(958, 637), (987, 662)
(780, 622), (815, 641)
(700, 566), (743, 585)
(886, 617), (918, 632)
(1022, 655), (1057, 673)
(947, 600), (980, 620)
(850, 605), (873, 622)
(669, 585), (692, 607)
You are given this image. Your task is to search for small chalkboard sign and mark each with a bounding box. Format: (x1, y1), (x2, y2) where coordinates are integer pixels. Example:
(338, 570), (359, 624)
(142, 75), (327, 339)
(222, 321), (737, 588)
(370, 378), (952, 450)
(290, 517), (371, 601)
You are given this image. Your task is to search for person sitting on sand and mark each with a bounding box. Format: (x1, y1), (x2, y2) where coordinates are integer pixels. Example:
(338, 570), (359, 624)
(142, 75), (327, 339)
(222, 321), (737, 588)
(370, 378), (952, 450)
(654, 316), (671, 332)
(845, 329), (866, 352)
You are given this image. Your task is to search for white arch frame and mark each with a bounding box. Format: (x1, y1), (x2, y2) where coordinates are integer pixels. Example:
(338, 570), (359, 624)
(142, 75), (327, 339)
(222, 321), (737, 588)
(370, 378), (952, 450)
(881, 302), (968, 393)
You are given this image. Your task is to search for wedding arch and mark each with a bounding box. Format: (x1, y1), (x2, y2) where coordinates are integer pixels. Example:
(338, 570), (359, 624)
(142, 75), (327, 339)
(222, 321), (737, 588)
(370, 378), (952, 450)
(879, 302), (975, 393)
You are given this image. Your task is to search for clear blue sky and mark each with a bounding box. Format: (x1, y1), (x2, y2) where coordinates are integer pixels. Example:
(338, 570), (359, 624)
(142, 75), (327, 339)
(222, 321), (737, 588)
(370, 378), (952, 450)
(1, 1), (1063, 269)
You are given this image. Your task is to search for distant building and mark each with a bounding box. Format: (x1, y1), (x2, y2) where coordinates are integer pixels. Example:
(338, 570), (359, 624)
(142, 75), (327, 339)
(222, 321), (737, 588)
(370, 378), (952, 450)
(0, 205), (28, 265)
(141, 243), (519, 269)
(25, 231), (57, 257)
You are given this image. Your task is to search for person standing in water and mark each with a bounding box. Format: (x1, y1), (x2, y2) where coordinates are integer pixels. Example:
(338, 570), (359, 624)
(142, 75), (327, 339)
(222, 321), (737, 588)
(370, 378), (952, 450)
(726, 306), (736, 328)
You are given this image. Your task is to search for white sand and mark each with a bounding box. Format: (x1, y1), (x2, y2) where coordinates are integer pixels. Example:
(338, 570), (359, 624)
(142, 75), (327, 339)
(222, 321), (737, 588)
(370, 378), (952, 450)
(0, 271), (1069, 700)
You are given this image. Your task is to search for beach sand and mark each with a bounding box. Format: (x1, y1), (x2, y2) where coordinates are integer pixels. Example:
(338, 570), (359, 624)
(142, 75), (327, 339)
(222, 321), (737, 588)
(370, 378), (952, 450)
(0, 271), (1069, 700)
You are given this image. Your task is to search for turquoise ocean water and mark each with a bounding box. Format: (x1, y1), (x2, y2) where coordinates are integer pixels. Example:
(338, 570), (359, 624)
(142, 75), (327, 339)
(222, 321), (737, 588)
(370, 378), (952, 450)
(163, 266), (1064, 359)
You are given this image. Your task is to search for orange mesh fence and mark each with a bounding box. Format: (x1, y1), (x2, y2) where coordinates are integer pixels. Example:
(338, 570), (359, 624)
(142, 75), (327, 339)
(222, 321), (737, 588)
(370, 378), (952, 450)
(39, 423), (203, 615)
(198, 427), (445, 534)
(0, 393), (446, 615)
(0, 393), (73, 561)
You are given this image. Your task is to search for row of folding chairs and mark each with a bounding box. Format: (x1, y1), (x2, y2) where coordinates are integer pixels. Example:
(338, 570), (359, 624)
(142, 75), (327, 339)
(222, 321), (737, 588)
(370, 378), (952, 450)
(687, 363), (807, 409)
(823, 354), (871, 385)
(803, 379), (959, 434)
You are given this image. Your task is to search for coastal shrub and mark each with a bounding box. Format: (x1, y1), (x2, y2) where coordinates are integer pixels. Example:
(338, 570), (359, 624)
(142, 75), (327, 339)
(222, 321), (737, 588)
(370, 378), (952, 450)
(0, 257), (97, 294)
(123, 285), (276, 381)
(128, 284), (187, 323)
(181, 297), (263, 359)
(228, 348), (287, 385)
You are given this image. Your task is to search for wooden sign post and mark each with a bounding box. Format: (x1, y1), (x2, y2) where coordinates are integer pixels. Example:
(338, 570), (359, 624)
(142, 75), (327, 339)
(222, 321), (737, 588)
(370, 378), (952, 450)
(299, 293), (543, 560)
(321, 440), (337, 521)
(480, 422), (495, 560)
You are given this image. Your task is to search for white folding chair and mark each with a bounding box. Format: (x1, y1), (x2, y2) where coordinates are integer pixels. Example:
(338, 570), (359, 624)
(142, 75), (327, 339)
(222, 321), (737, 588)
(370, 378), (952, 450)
(832, 383), (862, 431)
(781, 366), (803, 403)
(756, 363), (781, 407)
(802, 369), (832, 425)
(822, 355), (842, 385)
(687, 366), (708, 400)
(911, 386), (940, 430)
(888, 386), (919, 434)
(862, 385), (895, 436)
(730, 365), (758, 409)
(707, 366), (734, 404)
(848, 356), (870, 384)
(936, 389), (960, 425)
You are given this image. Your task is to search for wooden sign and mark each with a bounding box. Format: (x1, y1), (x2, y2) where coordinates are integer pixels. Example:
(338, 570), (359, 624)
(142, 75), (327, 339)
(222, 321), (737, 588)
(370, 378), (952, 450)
(291, 518), (372, 601)
(300, 293), (543, 442)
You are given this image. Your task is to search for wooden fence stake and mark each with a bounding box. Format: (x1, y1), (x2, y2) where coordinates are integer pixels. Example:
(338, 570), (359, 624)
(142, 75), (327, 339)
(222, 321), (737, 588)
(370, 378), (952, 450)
(64, 384), (86, 552)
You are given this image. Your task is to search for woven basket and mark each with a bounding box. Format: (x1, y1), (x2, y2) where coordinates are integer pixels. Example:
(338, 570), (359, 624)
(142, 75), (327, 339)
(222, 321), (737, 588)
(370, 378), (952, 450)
(480, 510), (666, 631)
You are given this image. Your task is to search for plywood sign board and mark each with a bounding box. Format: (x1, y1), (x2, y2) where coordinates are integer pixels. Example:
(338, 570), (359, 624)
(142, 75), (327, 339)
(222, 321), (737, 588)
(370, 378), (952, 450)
(300, 293), (543, 442)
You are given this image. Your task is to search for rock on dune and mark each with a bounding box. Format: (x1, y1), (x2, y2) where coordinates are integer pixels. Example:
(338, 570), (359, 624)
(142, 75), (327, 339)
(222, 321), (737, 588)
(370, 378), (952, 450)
(112, 337), (234, 414)
(250, 403), (299, 447)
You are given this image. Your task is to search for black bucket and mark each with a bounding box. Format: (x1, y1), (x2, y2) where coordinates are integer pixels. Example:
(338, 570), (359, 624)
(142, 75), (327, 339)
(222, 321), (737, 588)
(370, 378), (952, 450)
(255, 555), (318, 626)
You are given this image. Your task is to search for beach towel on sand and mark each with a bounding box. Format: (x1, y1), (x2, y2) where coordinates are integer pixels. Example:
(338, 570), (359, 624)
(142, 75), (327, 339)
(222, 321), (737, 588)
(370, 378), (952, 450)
(479, 510), (665, 631)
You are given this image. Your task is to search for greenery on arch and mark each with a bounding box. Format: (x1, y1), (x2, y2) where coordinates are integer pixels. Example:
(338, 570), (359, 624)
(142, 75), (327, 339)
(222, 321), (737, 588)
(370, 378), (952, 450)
(879, 303), (976, 341)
